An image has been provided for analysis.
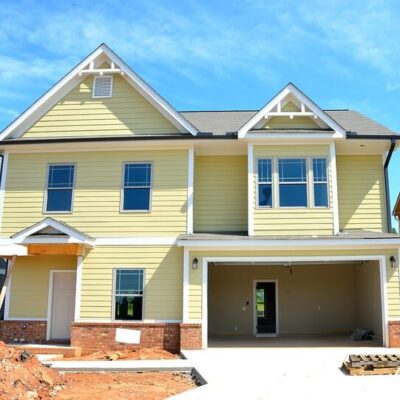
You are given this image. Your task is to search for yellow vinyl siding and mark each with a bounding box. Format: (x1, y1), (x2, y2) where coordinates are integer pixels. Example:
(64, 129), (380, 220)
(188, 249), (399, 321)
(79, 246), (182, 320)
(253, 145), (334, 236)
(337, 155), (387, 232)
(8, 255), (76, 318)
(22, 75), (180, 138)
(194, 156), (247, 233)
(2, 150), (188, 237)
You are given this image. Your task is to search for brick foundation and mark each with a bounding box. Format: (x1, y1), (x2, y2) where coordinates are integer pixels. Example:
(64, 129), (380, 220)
(180, 323), (202, 350)
(388, 321), (400, 347)
(71, 322), (185, 354)
(0, 320), (47, 343)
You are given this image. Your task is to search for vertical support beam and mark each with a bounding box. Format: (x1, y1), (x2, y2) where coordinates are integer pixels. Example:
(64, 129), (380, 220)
(329, 143), (339, 235)
(187, 147), (194, 235)
(248, 143), (254, 236)
(379, 256), (389, 347)
(182, 248), (189, 322)
(0, 151), (9, 231)
(0, 255), (16, 314)
(74, 255), (83, 321)
(201, 257), (208, 349)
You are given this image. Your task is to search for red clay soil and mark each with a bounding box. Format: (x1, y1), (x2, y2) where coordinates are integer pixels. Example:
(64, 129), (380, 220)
(56, 372), (196, 400)
(66, 347), (178, 361)
(0, 341), (196, 400)
(0, 341), (65, 399)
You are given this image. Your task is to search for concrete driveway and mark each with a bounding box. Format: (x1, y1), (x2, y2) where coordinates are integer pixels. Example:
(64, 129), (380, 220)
(171, 337), (400, 399)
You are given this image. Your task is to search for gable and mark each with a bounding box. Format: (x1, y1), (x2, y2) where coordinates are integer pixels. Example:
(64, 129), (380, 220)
(238, 83), (346, 137)
(0, 44), (198, 141)
(21, 74), (181, 138)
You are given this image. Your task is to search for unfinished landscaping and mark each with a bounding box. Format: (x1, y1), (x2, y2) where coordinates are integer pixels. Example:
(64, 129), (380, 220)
(0, 342), (196, 400)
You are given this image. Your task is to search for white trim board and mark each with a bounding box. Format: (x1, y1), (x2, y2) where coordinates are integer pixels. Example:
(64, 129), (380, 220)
(237, 83), (346, 138)
(247, 143), (254, 235)
(187, 147), (194, 235)
(0, 44), (198, 140)
(201, 255), (388, 349)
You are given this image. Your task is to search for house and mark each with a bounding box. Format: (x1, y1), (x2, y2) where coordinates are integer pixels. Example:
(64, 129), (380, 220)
(393, 194), (400, 233)
(0, 44), (399, 353)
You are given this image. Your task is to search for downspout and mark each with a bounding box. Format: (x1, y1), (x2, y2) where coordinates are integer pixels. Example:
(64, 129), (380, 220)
(347, 134), (398, 233)
(384, 139), (396, 233)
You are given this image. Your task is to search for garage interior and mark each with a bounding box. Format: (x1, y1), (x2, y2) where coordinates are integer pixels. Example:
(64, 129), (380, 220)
(208, 260), (383, 346)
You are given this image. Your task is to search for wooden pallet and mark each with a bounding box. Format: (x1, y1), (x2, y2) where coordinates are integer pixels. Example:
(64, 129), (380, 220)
(348, 354), (400, 368)
(342, 362), (400, 376)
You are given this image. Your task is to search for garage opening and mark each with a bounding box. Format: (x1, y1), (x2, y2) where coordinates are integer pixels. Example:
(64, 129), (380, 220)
(207, 260), (383, 347)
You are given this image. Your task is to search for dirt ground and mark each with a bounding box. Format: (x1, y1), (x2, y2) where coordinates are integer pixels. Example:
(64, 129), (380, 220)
(56, 372), (196, 400)
(0, 341), (196, 400)
(66, 347), (178, 361)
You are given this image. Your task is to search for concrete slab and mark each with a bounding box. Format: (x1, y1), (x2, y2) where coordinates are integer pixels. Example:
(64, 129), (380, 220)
(36, 354), (64, 362)
(43, 359), (193, 372)
(170, 344), (400, 399)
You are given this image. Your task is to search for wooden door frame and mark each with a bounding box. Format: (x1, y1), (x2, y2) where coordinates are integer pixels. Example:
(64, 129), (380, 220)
(253, 279), (279, 337)
(46, 270), (76, 341)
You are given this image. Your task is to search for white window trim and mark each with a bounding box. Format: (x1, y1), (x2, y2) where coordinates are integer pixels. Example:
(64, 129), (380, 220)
(43, 163), (76, 214)
(92, 75), (113, 98)
(112, 267), (145, 322)
(311, 157), (330, 208)
(120, 161), (153, 213)
(255, 156), (331, 210)
(256, 158), (273, 208)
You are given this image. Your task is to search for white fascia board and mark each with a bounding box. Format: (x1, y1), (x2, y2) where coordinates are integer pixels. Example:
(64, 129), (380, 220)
(238, 83), (346, 138)
(11, 218), (95, 246)
(0, 44), (198, 140)
(242, 133), (342, 140)
(0, 244), (28, 256)
(177, 238), (400, 250)
(96, 45), (198, 135)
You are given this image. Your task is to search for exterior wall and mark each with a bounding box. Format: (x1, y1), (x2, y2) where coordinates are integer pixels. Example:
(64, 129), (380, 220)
(22, 75), (180, 138)
(209, 263), (358, 335)
(79, 246), (183, 321)
(194, 155), (247, 233)
(8, 255), (76, 318)
(355, 262), (383, 336)
(188, 249), (399, 322)
(0, 320), (47, 343)
(337, 155), (387, 232)
(252, 145), (334, 236)
(2, 150), (188, 238)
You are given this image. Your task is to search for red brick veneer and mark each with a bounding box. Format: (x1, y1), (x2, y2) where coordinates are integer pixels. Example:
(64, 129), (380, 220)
(180, 323), (202, 350)
(0, 320), (47, 343)
(388, 321), (400, 347)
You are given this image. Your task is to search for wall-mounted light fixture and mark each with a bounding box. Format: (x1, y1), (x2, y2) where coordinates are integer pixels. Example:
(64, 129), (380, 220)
(390, 256), (397, 269)
(192, 257), (199, 270)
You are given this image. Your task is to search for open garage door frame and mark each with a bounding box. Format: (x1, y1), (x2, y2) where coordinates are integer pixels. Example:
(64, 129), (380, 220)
(201, 255), (388, 349)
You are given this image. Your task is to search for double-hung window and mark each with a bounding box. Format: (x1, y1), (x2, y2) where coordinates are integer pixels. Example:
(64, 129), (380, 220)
(114, 269), (144, 320)
(45, 164), (75, 212)
(257, 159), (272, 207)
(312, 158), (328, 207)
(122, 163), (152, 211)
(278, 158), (307, 207)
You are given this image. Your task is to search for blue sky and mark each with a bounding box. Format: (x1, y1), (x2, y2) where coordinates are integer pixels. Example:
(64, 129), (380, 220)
(0, 0), (399, 225)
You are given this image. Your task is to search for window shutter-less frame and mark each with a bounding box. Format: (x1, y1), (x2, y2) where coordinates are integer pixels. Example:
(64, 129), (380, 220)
(92, 76), (113, 98)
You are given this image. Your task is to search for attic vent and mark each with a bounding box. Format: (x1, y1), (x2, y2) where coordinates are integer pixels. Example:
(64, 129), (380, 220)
(92, 76), (113, 98)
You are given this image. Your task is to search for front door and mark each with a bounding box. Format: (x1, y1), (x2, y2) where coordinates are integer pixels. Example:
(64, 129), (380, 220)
(255, 281), (277, 335)
(50, 272), (76, 340)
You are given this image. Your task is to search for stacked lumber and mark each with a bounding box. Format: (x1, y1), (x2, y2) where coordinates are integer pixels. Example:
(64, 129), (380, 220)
(342, 354), (400, 376)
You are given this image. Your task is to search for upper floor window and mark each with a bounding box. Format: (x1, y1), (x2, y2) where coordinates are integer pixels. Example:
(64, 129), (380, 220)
(278, 158), (307, 207)
(312, 158), (328, 207)
(92, 76), (113, 98)
(45, 164), (75, 213)
(257, 159), (272, 207)
(122, 163), (152, 211)
(114, 269), (144, 320)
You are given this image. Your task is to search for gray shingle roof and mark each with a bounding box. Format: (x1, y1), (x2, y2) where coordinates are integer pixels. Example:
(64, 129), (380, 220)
(180, 109), (397, 136)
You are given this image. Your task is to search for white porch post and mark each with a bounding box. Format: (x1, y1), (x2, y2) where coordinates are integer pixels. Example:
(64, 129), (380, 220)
(182, 248), (189, 322)
(74, 255), (83, 321)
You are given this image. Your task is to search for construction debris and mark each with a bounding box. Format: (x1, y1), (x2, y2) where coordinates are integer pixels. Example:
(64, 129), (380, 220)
(342, 354), (400, 376)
